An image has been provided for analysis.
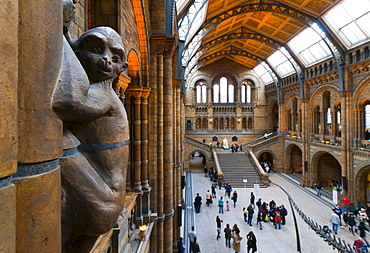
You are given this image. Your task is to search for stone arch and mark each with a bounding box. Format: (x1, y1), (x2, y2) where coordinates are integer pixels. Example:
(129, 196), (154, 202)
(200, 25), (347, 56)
(188, 149), (209, 166)
(354, 163), (370, 204)
(311, 150), (341, 187)
(239, 74), (261, 88)
(310, 84), (340, 108)
(127, 50), (141, 86)
(131, 0), (149, 87)
(268, 99), (279, 131)
(256, 150), (276, 172)
(285, 144), (302, 174)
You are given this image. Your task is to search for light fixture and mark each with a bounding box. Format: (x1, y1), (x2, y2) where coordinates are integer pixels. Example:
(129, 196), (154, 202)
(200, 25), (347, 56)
(139, 225), (147, 240)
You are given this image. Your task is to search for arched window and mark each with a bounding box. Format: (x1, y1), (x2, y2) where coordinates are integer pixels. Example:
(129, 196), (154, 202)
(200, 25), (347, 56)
(213, 84), (220, 103)
(241, 83), (252, 103)
(213, 76), (234, 103)
(196, 82), (207, 103)
(327, 108), (332, 124)
(365, 105), (370, 130)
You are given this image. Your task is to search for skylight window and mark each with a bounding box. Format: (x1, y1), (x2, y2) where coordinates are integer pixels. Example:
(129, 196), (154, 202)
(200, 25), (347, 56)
(176, 0), (191, 14)
(253, 62), (276, 85)
(288, 23), (332, 66)
(323, 0), (370, 48)
(267, 48), (296, 77)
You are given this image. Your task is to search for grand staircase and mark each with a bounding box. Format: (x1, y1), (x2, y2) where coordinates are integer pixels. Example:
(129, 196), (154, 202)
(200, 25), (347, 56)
(216, 150), (266, 188)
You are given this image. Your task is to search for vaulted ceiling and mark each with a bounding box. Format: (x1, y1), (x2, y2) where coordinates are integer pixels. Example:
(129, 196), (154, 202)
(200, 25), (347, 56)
(181, 0), (342, 72)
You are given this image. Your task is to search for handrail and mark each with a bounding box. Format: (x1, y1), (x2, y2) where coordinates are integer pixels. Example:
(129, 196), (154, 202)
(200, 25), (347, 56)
(184, 136), (213, 151)
(240, 132), (278, 150)
(212, 149), (223, 178)
(247, 149), (270, 186)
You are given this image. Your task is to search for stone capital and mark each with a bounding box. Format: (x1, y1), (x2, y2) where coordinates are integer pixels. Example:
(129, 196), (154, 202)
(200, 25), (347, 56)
(126, 86), (144, 99)
(141, 87), (151, 99)
(117, 74), (131, 91)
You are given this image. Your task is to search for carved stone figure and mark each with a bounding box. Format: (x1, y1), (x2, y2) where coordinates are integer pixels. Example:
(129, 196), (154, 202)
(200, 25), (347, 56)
(53, 3), (129, 251)
(223, 138), (229, 149)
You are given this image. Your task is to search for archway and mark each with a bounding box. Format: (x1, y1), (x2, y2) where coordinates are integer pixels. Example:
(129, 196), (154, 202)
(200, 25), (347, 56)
(312, 152), (341, 187)
(355, 166), (370, 205)
(270, 100), (279, 131)
(189, 150), (207, 172)
(257, 152), (274, 173)
(287, 144), (302, 174)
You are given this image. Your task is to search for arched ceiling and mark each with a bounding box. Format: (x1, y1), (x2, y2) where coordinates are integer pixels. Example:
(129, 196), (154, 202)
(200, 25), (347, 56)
(180, 0), (342, 72)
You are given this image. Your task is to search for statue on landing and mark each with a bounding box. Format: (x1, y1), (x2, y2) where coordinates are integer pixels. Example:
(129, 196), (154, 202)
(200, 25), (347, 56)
(53, 1), (129, 252)
(223, 138), (229, 149)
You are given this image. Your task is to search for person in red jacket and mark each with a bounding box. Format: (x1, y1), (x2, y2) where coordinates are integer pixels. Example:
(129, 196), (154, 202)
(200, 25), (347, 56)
(274, 210), (282, 230)
(343, 196), (350, 213)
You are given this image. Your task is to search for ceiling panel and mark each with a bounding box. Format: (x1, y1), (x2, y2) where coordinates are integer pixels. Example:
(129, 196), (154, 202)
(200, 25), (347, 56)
(187, 0), (342, 71)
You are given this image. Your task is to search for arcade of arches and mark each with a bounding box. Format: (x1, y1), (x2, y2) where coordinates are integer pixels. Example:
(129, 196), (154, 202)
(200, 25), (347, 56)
(3, 0), (370, 253)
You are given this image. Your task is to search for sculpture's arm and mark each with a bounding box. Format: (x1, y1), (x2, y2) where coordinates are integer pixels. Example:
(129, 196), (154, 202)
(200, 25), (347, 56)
(52, 38), (111, 120)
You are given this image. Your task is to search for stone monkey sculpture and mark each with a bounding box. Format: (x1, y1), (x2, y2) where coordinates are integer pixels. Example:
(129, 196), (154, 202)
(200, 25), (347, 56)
(53, 2), (129, 251)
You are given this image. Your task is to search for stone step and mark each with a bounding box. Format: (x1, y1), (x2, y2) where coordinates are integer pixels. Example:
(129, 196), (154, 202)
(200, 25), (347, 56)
(217, 152), (265, 188)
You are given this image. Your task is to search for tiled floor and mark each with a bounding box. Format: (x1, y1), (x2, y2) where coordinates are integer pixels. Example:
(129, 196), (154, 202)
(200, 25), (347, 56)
(185, 168), (361, 253)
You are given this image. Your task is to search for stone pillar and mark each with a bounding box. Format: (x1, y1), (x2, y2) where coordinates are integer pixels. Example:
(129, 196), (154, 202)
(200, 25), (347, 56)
(341, 91), (353, 198)
(156, 51), (165, 252)
(15, 1), (63, 252)
(319, 110), (325, 134)
(127, 86), (143, 226)
(149, 47), (158, 252)
(163, 55), (174, 253)
(301, 98), (311, 186)
(141, 87), (151, 224)
(0, 1), (18, 252)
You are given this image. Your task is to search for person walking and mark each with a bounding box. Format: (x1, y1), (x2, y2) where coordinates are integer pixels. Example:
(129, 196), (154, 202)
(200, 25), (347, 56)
(232, 224), (240, 235)
(247, 204), (254, 226)
(280, 205), (288, 225)
(261, 202), (268, 221)
(224, 223), (232, 248)
(274, 210), (282, 230)
(232, 190), (238, 208)
(250, 192), (255, 207)
(188, 226), (196, 251)
(218, 196), (224, 214)
(358, 208), (369, 246)
(194, 193), (202, 213)
(330, 209), (340, 234)
(211, 184), (217, 198)
(333, 204), (343, 227)
(256, 198), (262, 213)
(256, 212), (263, 230)
(226, 201), (230, 211)
(190, 237), (201, 253)
(206, 190), (211, 206)
(216, 215), (223, 240)
(177, 237), (185, 253)
(243, 207), (248, 222)
(233, 231), (241, 253)
(246, 231), (257, 253)
(315, 183), (323, 196)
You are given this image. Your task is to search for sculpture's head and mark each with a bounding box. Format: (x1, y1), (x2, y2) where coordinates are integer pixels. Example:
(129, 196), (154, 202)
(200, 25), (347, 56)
(63, 0), (75, 31)
(71, 27), (128, 83)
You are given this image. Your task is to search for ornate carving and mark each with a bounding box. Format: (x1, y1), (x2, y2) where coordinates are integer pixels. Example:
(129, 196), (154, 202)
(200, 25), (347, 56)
(53, 3), (129, 251)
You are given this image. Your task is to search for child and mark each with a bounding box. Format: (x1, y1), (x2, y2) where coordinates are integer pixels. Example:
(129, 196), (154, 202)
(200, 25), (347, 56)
(226, 201), (230, 211)
(257, 213), (263, 230)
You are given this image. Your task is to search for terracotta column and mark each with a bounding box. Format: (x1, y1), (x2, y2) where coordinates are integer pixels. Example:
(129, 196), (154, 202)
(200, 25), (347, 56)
(149, 47), (158, 252)
(141, 87), (151, 224)
(156, 51), (165, 252)
(163, 54), (174, 253)
(127, 86), (143, 225)
(15, 1), (63, 252)
(0, 1), (18, 252)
